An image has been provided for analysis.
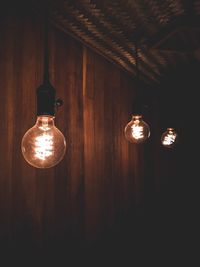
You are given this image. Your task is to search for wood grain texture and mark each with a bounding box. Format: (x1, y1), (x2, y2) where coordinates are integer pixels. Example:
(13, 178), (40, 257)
(83, 47), (145, 242)
(0, 6), (148, 262)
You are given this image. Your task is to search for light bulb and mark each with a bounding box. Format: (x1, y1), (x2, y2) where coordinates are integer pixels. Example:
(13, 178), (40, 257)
(21, 116), (66, 168)
(124, 115), (150, 143)
(161, 128), (177, 148)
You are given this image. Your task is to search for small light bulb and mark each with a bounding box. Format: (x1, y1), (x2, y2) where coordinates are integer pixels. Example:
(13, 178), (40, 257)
(161, 128), (177, 148)
(21, 116), (66, 168)
(124, 115), (150, 143)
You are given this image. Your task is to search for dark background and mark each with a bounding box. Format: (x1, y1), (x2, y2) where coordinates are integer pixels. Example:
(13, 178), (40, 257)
(0, 2), (200, 266)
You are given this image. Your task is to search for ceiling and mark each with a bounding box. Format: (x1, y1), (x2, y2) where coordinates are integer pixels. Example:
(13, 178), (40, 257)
(32, 0), (200, 85)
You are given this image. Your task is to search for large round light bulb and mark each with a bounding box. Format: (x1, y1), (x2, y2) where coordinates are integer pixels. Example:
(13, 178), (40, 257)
(21, 116), (66, 168)
(161, 127), (177, 148)
(124, 115), (150, 143)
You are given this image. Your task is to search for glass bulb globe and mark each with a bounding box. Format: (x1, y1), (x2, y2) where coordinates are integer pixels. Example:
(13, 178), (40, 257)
(124, 115), (150, 143)
(21, 116), (66, 168)
(161, 127), (177, 148)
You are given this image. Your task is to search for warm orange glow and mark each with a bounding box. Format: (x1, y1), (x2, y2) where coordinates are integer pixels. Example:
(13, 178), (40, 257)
(21, 116), (66, 168)
(124, 114), (150, 144)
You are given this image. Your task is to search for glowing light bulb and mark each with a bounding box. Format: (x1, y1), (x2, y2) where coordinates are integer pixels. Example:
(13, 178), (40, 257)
(161, 128), (178, 148)
(124, 115), (150, 143)
(21, 116), (66, 168)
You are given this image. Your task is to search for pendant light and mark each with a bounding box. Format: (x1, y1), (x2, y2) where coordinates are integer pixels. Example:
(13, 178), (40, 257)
(161, 127), (178, 148)
(124, 41), (150, 144)
(21, 11), (66, 168)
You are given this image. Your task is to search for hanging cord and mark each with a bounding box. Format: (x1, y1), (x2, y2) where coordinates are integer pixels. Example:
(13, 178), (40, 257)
(43, 8), (49, 85)
(135, 41), (139, 83)
(132, 40), (140, 114)
(37, 6), (56, 117)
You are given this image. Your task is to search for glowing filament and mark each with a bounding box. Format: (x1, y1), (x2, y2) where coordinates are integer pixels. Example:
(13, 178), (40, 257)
(35, 134), (54, 160)
(162, 132), (177, 146)
(131, 124), (144, 140)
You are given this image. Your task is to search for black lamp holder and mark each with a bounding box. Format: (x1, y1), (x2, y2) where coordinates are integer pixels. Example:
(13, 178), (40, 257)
(37, 10), (62, 117)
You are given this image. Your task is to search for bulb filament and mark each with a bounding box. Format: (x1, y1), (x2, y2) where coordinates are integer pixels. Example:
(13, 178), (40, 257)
(34, 134), (54, 160)
(131, 124), (144, 140)
(162, 132), (176, 146)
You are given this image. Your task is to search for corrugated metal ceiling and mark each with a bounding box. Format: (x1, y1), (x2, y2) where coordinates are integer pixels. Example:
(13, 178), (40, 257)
(32, 0), (200, 85)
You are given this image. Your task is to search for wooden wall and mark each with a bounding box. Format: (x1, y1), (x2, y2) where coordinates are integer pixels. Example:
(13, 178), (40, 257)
(0, 5), (150, 264)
